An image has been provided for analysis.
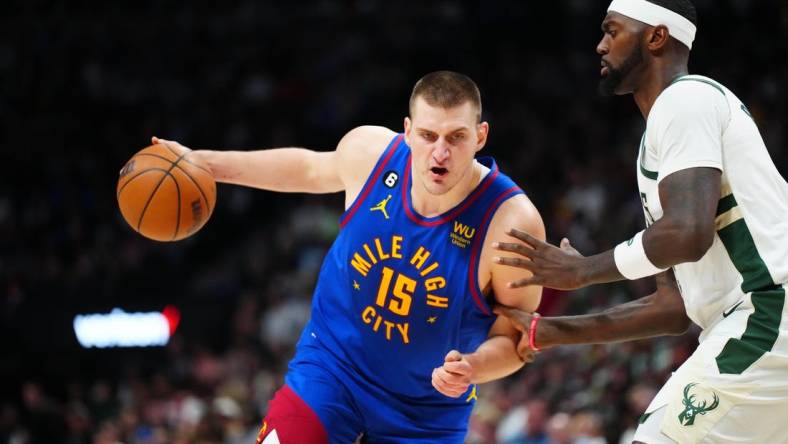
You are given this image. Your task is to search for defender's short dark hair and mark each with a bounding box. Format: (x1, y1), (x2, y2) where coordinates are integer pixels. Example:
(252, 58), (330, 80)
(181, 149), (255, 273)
(648, 0), (697, 26)
(409, 71), (482, 122)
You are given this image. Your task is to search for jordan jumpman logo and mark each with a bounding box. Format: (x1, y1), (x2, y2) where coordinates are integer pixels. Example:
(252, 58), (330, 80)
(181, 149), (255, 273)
(370, 195), (392, 219)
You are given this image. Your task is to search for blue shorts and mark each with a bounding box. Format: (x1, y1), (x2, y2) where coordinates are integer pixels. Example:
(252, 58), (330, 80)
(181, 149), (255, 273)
(284, 345), (472, 444)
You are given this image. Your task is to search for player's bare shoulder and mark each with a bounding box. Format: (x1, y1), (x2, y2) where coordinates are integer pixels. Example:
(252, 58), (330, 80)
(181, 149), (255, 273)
(336, 125), (398, 203)
(489, 194), (544, 241)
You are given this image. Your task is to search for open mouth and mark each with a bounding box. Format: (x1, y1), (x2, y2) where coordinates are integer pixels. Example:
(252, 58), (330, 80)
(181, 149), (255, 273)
(430, 167), (448, 176)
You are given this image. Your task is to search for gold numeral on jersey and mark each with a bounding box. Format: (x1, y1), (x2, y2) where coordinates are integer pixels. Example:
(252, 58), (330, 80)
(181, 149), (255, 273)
(375, 266), (415, 316)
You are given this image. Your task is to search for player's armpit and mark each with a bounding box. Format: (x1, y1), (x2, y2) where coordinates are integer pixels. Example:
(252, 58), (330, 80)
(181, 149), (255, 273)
(482, 194), (545, 312)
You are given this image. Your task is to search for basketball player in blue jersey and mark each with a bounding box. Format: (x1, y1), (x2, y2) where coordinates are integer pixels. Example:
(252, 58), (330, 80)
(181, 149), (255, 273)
(152, 71), (545, 443)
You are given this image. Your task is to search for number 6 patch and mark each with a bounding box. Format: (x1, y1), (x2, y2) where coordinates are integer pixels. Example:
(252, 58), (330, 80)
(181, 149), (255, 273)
(383, 171), (399, 188)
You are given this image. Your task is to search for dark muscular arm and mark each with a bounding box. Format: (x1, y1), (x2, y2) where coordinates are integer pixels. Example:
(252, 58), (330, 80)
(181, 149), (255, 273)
(494, 167), (721, 290)
(643, 167), (721, 267)
(496, 269), (691, 349)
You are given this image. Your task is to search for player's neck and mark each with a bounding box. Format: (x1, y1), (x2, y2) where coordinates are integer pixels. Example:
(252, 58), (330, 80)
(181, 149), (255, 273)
(633, 64), (689, 119)
(410, 161), (485, 218)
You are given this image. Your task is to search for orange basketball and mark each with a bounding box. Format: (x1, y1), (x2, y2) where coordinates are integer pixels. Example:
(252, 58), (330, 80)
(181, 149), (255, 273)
(117, 144), (216, 242)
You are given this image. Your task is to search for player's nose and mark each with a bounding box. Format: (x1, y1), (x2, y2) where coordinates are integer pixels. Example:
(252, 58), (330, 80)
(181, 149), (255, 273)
(433, 144), (450, 162)
(596, 37), (609, 55)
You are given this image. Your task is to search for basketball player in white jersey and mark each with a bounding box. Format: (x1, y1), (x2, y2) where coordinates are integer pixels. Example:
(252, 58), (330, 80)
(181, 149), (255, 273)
(493, 0), (788, 443)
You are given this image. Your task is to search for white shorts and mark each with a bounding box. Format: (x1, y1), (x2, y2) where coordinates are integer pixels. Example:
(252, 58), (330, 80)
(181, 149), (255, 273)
(633, 285), (788, 444)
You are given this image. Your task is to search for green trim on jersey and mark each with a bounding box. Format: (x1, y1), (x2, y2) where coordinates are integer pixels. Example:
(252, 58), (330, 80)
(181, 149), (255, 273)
(717, 217), (774, 293)
(670, 76), (726, 97)
(716, 194), (737, 216)
(638, 411), (653, 424)
(716, 286), (784, 374)
(714, 198), (782, 374)
(638, 132), (658, 180)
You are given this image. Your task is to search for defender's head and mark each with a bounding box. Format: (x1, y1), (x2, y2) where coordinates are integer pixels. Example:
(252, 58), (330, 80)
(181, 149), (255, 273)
(404, 71), (489, 196)
(597, 0), (697, 96)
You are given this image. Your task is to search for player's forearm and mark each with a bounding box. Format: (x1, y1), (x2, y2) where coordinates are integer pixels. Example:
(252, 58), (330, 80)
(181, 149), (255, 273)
(192, 148), (343, 193)
(535, 292), (689, 348)
(463, 335), (525, 384)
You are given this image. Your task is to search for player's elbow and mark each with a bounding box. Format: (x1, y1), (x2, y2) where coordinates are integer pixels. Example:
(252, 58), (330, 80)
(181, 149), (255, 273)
(684, 225), (715, 262)
(671, 220), (715, 262)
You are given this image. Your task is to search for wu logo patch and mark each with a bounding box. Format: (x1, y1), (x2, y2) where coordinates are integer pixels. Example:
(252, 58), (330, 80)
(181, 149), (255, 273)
(383, 171), (399, 188)
(370, 195), (392, 219)
(450, 221), (475, 248)
(678, 383), (719, 426)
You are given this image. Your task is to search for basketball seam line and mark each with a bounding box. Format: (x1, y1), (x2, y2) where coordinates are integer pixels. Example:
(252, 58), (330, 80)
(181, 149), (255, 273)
(117, 168), (170, 200)
(171, 173), (181, 241)
(137, 152), (212, 214)
(171, 160), (212, 215)
(136, 152), (190, 233)
(158, 143), (213, 175)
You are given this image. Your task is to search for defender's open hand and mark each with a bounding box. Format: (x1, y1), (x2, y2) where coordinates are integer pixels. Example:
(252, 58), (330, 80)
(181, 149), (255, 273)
(493, 229), (585, 290)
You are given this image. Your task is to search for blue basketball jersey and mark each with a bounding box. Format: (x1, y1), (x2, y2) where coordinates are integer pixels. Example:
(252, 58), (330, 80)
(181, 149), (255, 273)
(286, 134), (523, 439)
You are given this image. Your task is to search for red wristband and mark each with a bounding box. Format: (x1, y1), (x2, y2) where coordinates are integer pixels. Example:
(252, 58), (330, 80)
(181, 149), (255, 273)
(529, 314), (541, 352)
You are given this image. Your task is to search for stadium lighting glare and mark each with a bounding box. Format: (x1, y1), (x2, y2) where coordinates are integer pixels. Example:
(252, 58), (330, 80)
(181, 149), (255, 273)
(73, 306), (180, 348)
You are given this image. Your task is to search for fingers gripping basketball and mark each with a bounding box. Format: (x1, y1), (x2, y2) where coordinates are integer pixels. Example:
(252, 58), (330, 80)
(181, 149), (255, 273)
(117, 144), (216, 241)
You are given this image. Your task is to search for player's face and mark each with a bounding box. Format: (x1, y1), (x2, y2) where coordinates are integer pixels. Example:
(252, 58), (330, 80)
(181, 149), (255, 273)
(597, 12), (646, 96)
(404, 98), (488, 196)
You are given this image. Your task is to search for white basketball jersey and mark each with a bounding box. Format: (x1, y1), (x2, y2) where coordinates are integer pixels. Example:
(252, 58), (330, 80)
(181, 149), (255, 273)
(636, 75), (788, 330)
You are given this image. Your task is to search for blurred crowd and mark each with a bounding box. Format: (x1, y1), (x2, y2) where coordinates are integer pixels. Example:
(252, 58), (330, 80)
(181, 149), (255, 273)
(2, 1), (786, 443)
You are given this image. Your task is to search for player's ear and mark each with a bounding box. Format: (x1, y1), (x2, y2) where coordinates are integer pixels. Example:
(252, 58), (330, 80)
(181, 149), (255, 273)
(476, 121), (489, 152)
(648, 25), (670, 52)
(404, 117), (412, 143)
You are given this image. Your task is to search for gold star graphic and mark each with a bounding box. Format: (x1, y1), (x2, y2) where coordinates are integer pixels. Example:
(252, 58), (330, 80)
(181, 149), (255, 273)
(353, 280), (360, 290)
(427, 316), (437, 324)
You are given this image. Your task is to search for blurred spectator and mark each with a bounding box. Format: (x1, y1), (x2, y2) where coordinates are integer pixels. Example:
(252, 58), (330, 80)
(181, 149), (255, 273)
(500, 399), (551, 444)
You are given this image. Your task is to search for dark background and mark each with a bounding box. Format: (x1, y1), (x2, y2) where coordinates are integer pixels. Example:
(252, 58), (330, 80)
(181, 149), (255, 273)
(1, 1), (786, 443)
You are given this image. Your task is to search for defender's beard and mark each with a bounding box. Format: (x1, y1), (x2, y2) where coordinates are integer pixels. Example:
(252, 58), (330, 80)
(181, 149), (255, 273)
(599, 45), (644, 96)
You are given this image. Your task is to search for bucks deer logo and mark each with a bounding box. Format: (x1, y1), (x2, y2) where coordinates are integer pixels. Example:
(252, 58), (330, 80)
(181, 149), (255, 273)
(678, 383), (719, 426)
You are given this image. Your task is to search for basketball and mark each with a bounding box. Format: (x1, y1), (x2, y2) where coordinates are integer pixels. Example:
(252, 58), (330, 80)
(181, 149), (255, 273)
(117, 144), (216, 242)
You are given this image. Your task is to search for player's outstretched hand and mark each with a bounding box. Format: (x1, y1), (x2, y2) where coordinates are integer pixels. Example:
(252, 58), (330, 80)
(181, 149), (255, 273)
(151, 136), (216, 178)
(151, 136), (191, 156)
(431, 350), (473, 398)
(493, 229), (586, 290)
